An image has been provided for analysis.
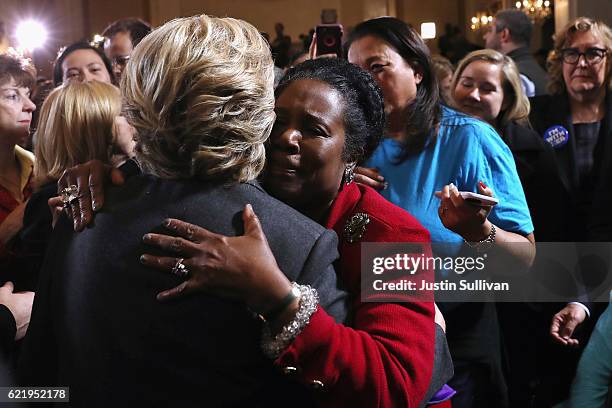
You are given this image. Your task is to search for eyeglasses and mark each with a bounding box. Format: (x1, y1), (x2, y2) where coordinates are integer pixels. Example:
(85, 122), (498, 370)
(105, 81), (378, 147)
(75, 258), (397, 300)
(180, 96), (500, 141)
(112, 55), (130, 67)
(560, 47), (608, 65)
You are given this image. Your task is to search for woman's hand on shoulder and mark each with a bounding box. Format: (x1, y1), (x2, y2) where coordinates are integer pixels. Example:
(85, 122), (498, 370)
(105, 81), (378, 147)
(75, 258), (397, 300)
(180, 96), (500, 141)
(140, 204), (293, 316)
(354, 166), (387, 190)
(55, 159), (125, 231)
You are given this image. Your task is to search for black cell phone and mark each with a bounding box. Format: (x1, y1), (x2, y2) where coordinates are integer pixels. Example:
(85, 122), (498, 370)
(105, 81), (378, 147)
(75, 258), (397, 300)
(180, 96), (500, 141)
(316, 24), (343, 58)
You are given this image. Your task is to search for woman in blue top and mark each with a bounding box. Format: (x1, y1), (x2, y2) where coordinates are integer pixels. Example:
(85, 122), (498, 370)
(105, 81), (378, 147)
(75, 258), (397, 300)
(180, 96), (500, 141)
(346, 17), (535, 408)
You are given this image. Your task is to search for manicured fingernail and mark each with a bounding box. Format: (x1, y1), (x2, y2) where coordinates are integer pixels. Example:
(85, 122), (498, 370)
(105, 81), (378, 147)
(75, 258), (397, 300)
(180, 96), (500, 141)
(139, 255), (146, 263)
(92, 202), (98, 211)
(163, 219), (172, 228)
(143, 234), (151, 242)
(377, 175), (385, 181)
(479, 181), (488, 189)
(246, 203), (252, 211)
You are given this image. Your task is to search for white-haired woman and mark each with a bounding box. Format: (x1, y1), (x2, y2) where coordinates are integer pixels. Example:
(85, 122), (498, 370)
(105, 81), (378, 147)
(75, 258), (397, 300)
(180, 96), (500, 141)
(20, 14), (346, 406)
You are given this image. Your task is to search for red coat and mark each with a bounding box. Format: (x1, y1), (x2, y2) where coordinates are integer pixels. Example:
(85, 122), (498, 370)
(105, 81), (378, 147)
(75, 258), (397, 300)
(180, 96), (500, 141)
(275, 182), (436, 407)
(0, 146), (34, 261)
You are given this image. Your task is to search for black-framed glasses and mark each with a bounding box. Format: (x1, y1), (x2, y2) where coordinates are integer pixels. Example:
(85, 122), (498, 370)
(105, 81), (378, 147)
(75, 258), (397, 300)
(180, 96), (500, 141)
(560, 47), (608, 65)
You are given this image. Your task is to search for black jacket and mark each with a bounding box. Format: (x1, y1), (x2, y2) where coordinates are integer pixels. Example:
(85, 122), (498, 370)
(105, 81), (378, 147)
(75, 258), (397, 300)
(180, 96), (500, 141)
(507, 47), (549, 96)
(529, 92), (612, 241)
(500, 120), (569, 241)
(19, 176), (348, 407)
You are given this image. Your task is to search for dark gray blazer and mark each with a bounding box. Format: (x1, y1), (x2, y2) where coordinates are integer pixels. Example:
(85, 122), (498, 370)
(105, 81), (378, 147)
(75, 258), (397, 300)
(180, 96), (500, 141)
(19, 175), (347, 407)
(508, 46), (549, 96)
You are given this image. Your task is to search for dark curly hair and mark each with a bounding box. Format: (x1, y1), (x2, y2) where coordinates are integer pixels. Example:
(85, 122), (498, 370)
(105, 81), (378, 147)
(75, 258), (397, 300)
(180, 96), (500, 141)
(53, 42), (115, 86)
(345, 17), (441, 160)
(276, 58), (385, 163)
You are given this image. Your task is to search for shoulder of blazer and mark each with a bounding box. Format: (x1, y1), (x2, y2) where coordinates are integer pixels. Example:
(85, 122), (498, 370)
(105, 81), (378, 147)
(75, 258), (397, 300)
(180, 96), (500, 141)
(502, 121), (548, 152)
(529, 94), (571, 133)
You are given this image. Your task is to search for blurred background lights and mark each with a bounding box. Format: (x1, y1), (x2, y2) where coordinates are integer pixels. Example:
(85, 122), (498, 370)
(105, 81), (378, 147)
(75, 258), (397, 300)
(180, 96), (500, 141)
(16, 20), (48, 51)
(421, 22), (436, 39)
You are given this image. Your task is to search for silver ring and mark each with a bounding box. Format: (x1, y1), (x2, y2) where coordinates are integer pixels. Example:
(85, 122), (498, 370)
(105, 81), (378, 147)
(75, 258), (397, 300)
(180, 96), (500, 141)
(60, 184), (80, 205)
(171, 258), (189, 278)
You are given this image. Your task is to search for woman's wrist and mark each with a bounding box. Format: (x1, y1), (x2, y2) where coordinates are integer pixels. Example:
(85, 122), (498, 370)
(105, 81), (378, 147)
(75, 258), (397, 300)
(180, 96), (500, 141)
(461, 219), (493, 242)
(247, 269), (293, 316)
(260, 283), (319, 359)
(267, 297), (300, 335)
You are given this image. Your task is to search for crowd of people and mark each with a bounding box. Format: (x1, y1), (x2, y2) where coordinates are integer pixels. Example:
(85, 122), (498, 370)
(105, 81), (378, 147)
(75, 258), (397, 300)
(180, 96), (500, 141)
(0, 8), (610, 408)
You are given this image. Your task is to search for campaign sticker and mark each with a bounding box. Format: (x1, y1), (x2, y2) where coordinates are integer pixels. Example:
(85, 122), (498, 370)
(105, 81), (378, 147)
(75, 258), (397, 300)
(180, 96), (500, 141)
(543, 125), (569, 148)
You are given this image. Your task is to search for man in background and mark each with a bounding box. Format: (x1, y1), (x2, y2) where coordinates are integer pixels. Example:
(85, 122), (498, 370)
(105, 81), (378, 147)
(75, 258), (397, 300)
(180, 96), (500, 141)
(484, 9), (549, 96)
(102, 18), (151, 79)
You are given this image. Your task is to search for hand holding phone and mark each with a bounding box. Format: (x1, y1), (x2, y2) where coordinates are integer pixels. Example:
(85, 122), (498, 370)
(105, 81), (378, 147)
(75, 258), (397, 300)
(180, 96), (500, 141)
(459, 191), (498, 207)
(315, 24), (343, 58)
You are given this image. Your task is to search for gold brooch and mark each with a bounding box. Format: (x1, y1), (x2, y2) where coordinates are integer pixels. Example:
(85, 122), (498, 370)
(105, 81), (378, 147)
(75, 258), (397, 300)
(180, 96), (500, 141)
(344, 213), (370, 243)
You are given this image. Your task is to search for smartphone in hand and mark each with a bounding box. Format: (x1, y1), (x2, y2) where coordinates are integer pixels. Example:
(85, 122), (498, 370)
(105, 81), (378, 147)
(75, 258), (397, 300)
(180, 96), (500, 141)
(315, 24), (343, 57)
(459, 191), (499, 206)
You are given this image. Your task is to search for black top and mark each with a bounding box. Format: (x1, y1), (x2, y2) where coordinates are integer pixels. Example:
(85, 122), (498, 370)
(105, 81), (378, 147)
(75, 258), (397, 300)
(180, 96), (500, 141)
(529, 93), (612, 241)
(0, 305), (15, 362)
(19, 176), (348, 407)
(574, 121), (601, 182)
(507, 47), (549, 97)
(500, 120), (569, 241)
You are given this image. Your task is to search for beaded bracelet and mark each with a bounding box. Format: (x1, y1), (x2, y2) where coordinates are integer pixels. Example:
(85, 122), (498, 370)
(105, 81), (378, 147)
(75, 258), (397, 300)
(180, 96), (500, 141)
(464, 224), (496, 251)
(260, 283), (319, 359)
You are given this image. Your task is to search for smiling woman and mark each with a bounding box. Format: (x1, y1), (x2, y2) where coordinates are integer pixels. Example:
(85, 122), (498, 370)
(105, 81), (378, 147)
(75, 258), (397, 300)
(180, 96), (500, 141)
(0, 54), (36, 263)
(451, 49), (529, 130)
(450, 49), (565, 243)
(52, 42), (114, 86)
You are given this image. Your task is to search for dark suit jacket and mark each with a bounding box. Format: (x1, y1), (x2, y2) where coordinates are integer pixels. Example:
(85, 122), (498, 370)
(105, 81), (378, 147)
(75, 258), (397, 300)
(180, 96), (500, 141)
(529, 92), (612, 241)
(508, 47), (549, 96)
(18, 176), (348, 407)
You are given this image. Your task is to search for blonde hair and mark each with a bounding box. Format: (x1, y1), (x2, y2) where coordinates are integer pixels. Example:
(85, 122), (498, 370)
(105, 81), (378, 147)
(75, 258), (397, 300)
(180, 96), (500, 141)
(431, 55), (454, 80)
(547, 17), (612, 95)
(451, 48), (530, 128)
(34, 81), (121, 186)
(121, 14), (275, 183)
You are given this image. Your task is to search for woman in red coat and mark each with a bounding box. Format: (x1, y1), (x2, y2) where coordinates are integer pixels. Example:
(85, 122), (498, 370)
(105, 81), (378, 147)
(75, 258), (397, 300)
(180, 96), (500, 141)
(138, 59), (449, 407)
(59, 58), (450, 406)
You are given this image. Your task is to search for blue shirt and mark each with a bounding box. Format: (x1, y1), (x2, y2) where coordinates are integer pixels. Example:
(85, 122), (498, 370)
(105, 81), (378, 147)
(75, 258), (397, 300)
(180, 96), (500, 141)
(366, 106), (534, 243)
(569, 290), (612, 407)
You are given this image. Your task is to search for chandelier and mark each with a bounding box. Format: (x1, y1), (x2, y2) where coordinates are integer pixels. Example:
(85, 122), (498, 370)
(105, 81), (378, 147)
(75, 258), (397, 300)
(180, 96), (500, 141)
(470, 13), (494, 31)
(514, 0), (552, 22)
